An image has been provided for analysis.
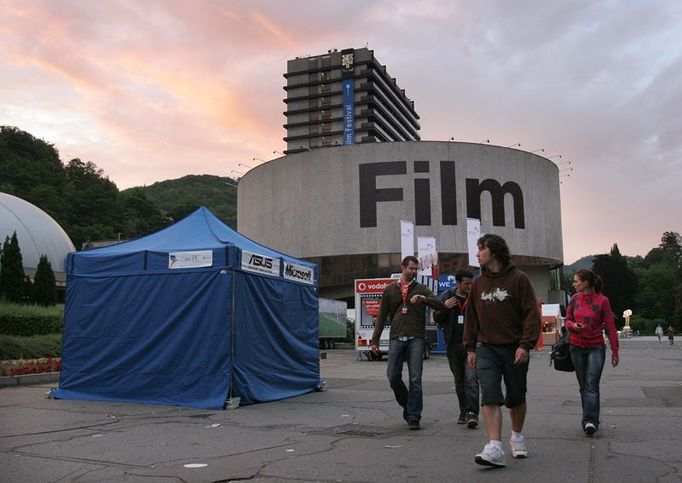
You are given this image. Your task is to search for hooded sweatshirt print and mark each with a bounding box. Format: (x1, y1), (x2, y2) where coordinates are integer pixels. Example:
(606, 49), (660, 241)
(464, 263), (540, 351)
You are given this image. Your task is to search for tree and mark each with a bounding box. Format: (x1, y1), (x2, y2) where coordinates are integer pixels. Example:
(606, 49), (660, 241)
(635, 263), (676, 320)
(592, 244), (637, 327)
(33, 255), (58, 306)
(0, 232), (27, 303)
(23, 274), (34, 304)
(638, 232), (682, 326)
(643, 231), (682, 267)
(61, 158), (122, 248)
(0, 126), (66, 216)
(118, 188), (170, 238)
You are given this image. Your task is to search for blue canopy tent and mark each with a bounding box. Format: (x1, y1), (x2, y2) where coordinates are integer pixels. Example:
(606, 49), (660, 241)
(52, 207), (320, 409)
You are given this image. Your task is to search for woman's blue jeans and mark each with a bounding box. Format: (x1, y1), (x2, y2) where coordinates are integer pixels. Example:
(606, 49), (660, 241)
(569, 345), (605, 428)
(386, 337), (425, 422)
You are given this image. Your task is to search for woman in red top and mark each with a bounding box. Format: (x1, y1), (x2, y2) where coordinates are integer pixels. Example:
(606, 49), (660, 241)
(564, 269), (619, 436)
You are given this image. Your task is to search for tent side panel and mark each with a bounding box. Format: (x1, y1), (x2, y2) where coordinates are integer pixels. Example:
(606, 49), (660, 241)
(232, 272), (320, 404)
(53, 270), (233, 409)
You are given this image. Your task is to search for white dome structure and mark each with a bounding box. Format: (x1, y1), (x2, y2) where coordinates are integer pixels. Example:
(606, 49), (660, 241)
(0, 192), (75, 286)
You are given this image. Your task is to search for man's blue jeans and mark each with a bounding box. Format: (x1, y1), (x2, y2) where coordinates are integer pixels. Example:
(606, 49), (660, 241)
(569, 345), (605, 428)
(386, 337), (425, 422)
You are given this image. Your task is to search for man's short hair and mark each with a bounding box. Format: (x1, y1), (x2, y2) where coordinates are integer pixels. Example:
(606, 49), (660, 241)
(477, 234), (511, 265)
(455, 268), (474, 282)
(401, 255), (419, 267)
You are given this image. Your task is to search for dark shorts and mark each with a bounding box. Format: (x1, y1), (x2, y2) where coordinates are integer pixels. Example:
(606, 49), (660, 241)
(477, 344), (529, 408)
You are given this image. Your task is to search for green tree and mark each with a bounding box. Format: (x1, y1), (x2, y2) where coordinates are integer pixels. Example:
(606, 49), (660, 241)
(62, 158), (121, 248)
(0, 126), (66, 219)
(23, 274), (34, 304)
(118, 188), (170, 238)
(0, 232), (27, 303)
(635, 263), (677, 320)
(592, 244), (637, 327)
(33, 255), (58, 306)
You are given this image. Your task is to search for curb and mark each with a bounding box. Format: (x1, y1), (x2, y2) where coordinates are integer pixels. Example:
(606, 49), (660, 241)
(0, 372), (60, 388)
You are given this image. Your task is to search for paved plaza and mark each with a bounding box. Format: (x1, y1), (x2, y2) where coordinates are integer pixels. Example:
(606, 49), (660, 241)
(1, 337), (680, 482)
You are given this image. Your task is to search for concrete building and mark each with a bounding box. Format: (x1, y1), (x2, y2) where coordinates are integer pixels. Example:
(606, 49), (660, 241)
(283, 48), (420, 154)
(238, 141), (564, 305)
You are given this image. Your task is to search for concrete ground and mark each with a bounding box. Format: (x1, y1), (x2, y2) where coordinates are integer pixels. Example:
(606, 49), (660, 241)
(0, 336), (680, 483)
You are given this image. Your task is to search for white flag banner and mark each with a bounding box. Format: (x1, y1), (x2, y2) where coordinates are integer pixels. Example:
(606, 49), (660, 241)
(467, 218), (481, 268)
(400, 220), (414, 261)
(417, 236), (437, 276)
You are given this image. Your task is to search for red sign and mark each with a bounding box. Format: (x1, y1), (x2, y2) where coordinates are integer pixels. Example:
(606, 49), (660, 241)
(355, 278), (395, 295)
(362, 298), (382, 317)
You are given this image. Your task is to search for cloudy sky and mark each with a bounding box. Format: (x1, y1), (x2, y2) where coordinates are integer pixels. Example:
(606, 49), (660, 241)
(1, 0), (680, 263)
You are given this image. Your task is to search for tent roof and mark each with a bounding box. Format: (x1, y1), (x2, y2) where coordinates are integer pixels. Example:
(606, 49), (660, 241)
(69, 207), (316, 277)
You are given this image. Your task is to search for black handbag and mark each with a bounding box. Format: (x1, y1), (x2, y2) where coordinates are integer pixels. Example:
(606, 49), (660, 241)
(549, 331), (574, 372)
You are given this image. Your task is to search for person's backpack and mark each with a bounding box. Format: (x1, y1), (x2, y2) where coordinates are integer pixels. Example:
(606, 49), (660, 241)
(549, 331), (574, 372)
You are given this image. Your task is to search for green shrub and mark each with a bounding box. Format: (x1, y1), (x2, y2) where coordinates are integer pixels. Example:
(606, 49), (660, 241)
(0, 333), (62, 359)
(346, 319), (355, 343)
(629, 315), (666, 335)
(0, 302), (64, 336)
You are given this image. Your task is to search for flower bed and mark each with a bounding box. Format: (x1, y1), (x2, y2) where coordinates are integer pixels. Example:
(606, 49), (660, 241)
(0, 357), (61, 377)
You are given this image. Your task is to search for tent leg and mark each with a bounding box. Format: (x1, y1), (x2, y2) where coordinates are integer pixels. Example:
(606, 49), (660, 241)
(225, 269), (238, 410)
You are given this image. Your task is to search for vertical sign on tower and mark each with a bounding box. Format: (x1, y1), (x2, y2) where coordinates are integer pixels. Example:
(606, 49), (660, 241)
(341, 49), (355, 145)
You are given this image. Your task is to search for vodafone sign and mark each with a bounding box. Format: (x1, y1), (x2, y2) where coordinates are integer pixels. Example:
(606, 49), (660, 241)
(355, 278), (395, 295)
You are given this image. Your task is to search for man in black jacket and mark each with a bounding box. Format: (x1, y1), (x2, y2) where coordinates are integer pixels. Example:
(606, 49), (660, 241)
(433, 269), (480, 428)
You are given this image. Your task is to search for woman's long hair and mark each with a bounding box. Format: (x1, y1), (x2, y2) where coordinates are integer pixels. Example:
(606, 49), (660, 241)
(575, 268), (603, 293)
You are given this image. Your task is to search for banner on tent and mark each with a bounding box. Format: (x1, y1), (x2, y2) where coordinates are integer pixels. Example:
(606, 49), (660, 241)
(169, 250), (213, 269)
(241, 250), (280, 277)
(283, 261), (315, 285)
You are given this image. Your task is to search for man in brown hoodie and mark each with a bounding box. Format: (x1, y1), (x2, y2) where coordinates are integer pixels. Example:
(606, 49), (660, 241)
(464, 234), (540, 468)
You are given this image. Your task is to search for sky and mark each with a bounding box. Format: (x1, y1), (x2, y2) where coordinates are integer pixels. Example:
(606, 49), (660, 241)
(1, 0), (680, 264)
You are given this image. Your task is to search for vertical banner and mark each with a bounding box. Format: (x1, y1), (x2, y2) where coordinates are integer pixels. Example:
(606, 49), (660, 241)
(417, 236), (437, 277)
(467, 218), (481, 268)
(400, 220), (414, 261)
(342, 79), (355, 145)
(341, 49), (355, 146)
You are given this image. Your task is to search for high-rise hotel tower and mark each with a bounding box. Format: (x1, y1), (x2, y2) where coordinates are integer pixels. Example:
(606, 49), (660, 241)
(283, 48), (421, 154)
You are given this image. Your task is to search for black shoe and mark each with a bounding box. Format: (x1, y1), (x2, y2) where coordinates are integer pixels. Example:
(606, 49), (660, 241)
(584, 422), (597, 435)
(408, 419), (420, 430)
(457, 413), (466, 424)
(465, 411), (479, 429)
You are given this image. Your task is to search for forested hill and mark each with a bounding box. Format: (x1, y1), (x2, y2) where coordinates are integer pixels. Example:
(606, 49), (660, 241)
(565, 255), (594, 272)
(123, 175), (237, 228)
(0, 126), (237, 249)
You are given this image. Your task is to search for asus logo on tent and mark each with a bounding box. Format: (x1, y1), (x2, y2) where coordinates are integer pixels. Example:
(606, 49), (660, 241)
(249, 254), (273, 269)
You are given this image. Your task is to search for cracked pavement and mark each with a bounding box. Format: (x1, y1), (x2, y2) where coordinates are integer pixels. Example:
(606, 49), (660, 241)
(1, 337), (681, 482)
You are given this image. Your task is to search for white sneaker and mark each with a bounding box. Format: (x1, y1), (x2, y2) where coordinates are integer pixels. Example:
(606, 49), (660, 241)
(475, 442), (506, 467)
(510, 434), (528, 458)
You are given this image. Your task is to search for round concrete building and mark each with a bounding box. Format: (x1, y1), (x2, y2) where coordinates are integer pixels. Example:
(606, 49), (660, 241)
(237, 141), (564, 304)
